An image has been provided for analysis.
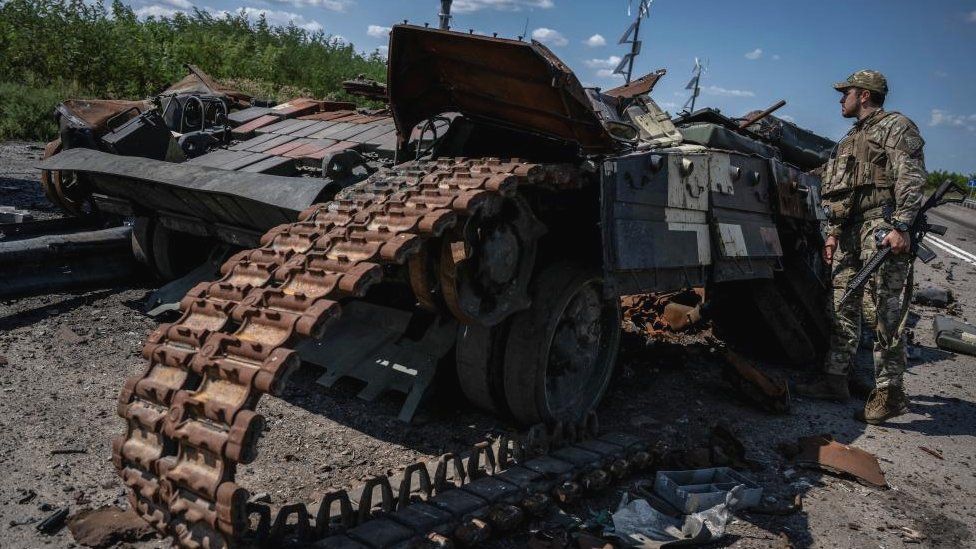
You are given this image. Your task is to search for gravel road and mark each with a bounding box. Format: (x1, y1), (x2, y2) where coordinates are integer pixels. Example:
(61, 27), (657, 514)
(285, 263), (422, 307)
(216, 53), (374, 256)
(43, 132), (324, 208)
(1, 140), (974, 548)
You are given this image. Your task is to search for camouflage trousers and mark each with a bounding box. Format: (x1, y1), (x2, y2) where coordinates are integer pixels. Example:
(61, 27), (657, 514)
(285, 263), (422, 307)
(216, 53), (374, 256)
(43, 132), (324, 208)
(825, 218), (913, 388)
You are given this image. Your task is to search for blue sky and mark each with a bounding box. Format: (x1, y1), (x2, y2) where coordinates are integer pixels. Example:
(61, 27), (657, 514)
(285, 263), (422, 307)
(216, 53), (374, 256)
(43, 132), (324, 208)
(133, 0), (976, 174)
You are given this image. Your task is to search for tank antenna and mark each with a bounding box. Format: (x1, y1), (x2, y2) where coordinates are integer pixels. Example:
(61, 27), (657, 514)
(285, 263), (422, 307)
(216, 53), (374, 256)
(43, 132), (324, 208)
(439, 0), (452, 30)
(682, 57), (705, 112)
(614, 0), (652, 84)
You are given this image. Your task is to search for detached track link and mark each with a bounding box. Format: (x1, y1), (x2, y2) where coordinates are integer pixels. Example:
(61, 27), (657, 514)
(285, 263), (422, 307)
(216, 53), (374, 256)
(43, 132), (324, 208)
(112, 157), (578, 548)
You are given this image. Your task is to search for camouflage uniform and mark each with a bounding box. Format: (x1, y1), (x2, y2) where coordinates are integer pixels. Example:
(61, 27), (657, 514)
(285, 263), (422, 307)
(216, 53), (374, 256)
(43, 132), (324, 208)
(819, 71), (927, 389)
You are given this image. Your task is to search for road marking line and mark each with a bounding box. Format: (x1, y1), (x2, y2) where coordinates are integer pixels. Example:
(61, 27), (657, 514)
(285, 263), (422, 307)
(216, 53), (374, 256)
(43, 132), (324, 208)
(924, 236), (976, 266)
(926, 234), (976, 263)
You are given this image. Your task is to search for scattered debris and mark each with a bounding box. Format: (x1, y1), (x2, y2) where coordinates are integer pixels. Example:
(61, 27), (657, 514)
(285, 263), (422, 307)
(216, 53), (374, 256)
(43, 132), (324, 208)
(51, 447), (87, 455)
(918, 446), (944, 460)
(899, 526), (927, 544)
(708, 423), (752, 469)
(16, 489), (36, 504)
(794, 434), (887, 488)
(36, 506), (69, 535)
(933, 315), (976, 356)
(721, 350), (791, 414)
(913, 285), (954, 308)
(610, 487), (740, 546)
(749, 493), (803, 516)
(0, 205), (33, 223)
(0, 355), (8, 366)
(55, 325), (88, 346)
(68, 506), (156, 547)
(654, 467), (762, 514)
(622, 288), (706, 337)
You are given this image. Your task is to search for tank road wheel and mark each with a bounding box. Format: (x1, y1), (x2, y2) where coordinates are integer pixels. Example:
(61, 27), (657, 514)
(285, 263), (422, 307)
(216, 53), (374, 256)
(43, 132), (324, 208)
(503, 262), (622, 425)
(39, 139), (93, 216)
(437, 195), (546, 327)
(456, 321), (513, 416)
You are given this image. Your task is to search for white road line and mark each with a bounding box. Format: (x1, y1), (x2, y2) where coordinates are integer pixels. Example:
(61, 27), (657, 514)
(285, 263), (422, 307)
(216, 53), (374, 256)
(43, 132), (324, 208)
(924, 235), (976, 266)
(926, 234), (976, 263)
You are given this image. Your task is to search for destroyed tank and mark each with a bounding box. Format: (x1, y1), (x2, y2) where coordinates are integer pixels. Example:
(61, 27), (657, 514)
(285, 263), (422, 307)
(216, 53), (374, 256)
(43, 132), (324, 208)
(38, 25), (832, 547)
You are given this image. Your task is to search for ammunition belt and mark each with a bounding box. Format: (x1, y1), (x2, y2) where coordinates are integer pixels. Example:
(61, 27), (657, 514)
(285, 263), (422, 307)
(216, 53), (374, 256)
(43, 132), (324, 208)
(112, 157), (582, 548)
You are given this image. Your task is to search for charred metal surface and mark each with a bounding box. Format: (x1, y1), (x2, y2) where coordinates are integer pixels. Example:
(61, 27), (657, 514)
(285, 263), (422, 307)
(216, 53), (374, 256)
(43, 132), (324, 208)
(387, 25), (613, 153)
(38, 148), (333, 231)
(0, 226), (137, 299)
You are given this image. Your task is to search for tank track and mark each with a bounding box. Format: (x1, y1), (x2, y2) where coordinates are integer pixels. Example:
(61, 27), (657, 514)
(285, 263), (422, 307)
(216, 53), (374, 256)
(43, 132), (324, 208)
(112, 157), (587, 548)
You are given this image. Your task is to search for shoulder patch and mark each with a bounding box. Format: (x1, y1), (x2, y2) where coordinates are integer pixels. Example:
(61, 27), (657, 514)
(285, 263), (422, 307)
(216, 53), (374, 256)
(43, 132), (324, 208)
(902, 133), (924, 154)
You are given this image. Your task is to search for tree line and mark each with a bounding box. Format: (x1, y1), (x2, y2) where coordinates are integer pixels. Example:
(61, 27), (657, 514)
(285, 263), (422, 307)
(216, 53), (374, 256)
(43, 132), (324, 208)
(0, 0), (387, 140)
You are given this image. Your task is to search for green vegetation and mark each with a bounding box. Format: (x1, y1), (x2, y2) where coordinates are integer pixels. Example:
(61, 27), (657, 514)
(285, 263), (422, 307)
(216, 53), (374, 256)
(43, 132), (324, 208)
(927, 170), (975, 192)
(0, 0), (387, 140)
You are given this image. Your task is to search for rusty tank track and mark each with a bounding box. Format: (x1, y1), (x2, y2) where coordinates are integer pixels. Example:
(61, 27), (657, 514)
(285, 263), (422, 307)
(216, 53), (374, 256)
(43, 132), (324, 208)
(113, 157), (588, 548)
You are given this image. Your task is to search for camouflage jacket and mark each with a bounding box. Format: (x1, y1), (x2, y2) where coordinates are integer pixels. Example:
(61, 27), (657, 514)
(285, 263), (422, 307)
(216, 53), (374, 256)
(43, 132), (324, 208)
(819, 109), (926, 236)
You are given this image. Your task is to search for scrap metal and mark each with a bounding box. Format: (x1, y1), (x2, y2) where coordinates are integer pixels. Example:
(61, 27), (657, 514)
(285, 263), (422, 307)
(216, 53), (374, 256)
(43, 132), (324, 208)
(795, 435), (887, 488)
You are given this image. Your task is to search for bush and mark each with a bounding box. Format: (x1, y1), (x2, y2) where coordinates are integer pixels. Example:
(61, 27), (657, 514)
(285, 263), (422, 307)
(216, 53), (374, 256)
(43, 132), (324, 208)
(0, 0), (388, 140)
(0, 81), (86, 141)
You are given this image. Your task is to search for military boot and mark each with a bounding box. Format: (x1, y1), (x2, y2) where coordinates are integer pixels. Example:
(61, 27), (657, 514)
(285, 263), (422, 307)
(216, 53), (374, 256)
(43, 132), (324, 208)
(795, 374), (850, 401)
(856, 386), (909, 424)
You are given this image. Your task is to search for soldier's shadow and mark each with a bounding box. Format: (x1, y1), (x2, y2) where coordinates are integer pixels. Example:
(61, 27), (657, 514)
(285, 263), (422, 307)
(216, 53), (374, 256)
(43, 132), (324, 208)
(892, 393), (976, 437)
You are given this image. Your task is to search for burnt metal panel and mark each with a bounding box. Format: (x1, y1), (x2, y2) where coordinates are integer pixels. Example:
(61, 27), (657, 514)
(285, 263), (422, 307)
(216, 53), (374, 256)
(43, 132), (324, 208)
(229, 132), (279, 151)
(388, 25), (613, 153)
(37, 148), (329, 231)
(768, 158), (821, 221)
(708, 152), (780, 282)
(601, 150), (710, 295)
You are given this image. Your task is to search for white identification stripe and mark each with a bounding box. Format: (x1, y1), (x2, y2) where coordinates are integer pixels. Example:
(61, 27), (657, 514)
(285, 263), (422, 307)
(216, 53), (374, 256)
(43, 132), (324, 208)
(924, 236), (976, 266)
(926, 234), (976, 263)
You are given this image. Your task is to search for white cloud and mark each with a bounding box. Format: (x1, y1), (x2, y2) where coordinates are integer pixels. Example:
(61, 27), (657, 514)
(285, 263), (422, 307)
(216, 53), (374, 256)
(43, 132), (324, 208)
(596, 69), (624, 80)
(967, 10), (976, 22)
(213, 7), (325, 32)
(703, 85), (755, 97)
(779, 114), (796, 123)
(657, 101), (679, 109)
(744, 48), (762, 60)
(158, 0), (192, 9)
(453, 0), (554, 13)
(531, 27), (567, 46)
(135, 5), (183, 18)
(929, 109), (976, 131)
(584, 55), (621, 69)
(267, 0), (351, 11)
(584, 34), (606, 47)
(375, 45), (389, 59)
(367, 24), (391, 37)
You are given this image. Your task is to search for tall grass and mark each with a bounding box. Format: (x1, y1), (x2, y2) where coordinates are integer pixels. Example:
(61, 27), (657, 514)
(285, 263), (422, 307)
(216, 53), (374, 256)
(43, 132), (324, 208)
(0, 0), (388, 140)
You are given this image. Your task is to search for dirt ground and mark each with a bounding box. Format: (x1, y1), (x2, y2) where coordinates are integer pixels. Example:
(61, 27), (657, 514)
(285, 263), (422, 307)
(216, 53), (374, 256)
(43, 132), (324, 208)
(1, 140), (975, 548)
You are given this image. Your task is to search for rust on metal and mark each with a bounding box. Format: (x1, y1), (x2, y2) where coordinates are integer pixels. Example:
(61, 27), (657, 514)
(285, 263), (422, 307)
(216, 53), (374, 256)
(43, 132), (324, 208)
(387, 25), (613, 153)
(604, 69), (667, 99)
(112, 157), (623, 548)
(722, 349), (791, 414)
(795, 435), (887, 488)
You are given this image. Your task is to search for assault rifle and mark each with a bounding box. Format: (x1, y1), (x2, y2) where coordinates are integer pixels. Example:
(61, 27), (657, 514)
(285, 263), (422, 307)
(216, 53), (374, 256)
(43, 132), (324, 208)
(838, 180), (966, 305)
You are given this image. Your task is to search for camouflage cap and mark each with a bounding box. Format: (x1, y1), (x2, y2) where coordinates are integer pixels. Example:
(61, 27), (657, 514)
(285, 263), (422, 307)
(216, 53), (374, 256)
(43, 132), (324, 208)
(833, 70), (888, 95)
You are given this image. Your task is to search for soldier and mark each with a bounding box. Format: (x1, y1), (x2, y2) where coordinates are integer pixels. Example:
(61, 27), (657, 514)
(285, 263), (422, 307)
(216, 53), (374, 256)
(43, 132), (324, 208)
(796, 70), (926, 424)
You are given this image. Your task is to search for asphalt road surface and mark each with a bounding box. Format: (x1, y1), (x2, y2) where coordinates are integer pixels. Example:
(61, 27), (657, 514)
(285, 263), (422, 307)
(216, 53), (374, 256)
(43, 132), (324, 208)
(0, 141), (974, 548)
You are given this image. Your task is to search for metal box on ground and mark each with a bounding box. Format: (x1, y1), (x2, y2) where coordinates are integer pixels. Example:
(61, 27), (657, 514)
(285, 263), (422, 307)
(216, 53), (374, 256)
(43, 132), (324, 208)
(654, 467), (762, 513)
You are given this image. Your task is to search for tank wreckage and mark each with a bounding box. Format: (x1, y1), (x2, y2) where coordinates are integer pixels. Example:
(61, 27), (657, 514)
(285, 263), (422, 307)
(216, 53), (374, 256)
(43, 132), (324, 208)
(32, 24), (838, 548)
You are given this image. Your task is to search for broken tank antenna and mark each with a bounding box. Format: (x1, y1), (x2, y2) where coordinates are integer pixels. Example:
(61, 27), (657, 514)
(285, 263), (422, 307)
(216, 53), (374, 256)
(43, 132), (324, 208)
(682, 57), (705, 112)
(614, 0), (653, 84)
(439, 0), (452, 30)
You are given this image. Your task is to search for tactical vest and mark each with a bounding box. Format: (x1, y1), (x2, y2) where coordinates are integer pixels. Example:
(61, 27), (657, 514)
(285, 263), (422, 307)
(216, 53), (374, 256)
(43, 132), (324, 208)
(820, 111), (901, 221)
